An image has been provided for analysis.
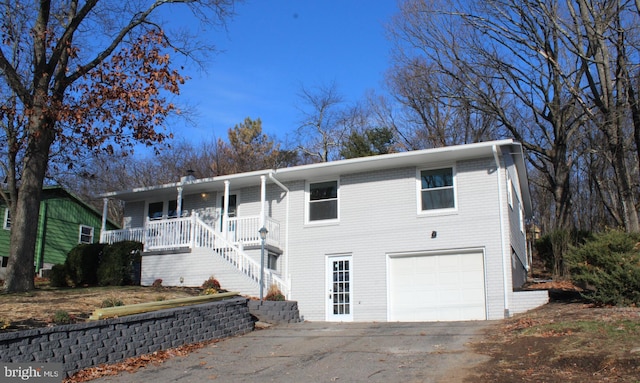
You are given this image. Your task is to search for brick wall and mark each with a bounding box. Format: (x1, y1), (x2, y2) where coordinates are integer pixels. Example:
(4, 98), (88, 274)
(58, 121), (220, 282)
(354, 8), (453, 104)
(0, 297), (253, 377)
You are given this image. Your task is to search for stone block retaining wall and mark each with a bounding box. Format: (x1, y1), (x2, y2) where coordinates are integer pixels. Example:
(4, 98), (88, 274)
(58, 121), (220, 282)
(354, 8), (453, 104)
(248, 300), (302, 323)
(0, 297), (253, 377)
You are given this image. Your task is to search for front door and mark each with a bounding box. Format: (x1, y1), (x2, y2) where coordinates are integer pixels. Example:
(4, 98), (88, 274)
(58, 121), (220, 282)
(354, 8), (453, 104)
(326, 255), (353, 321)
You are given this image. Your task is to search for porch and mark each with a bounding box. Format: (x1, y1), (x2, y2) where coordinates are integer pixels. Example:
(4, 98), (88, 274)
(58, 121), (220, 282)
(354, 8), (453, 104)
(101, 214), (281, 252)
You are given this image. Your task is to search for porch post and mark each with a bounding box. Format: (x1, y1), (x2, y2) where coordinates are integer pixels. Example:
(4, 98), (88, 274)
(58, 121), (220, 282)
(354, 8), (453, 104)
(260, 175), (266, 229)
(176, 186), (183, 217)
(223, 180), (230, 240)
(100, 198), (108, 243)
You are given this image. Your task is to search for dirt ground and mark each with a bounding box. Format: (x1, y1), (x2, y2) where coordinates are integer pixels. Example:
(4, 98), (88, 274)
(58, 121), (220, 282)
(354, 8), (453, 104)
(0, 284), (202, 331)
(466, 289), (640, 382)
(1, 283), (640, 382)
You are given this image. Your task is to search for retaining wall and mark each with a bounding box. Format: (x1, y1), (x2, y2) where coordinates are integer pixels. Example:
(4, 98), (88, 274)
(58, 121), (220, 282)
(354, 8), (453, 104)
(248, 300), (302, 323)
(0, 297), (253, 377)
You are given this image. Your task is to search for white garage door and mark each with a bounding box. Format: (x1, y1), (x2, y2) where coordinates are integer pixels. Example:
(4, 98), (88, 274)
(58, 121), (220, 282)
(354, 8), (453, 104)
(388, 252), (486, 321)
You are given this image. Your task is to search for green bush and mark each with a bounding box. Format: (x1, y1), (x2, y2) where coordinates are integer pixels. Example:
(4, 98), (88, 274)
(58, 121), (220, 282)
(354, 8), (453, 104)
(97, 241), (142, 286)
(566, 230), (640, 306)
(535, 229), (591, 277)
(49, 264), (69, 287)
(101, 297), (124, 308)
(65, 243), (105, 286)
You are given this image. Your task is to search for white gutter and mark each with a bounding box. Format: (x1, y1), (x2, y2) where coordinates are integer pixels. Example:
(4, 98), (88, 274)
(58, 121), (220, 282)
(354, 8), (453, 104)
(493, 145), (510, 318)
(269, 171), (291, 299)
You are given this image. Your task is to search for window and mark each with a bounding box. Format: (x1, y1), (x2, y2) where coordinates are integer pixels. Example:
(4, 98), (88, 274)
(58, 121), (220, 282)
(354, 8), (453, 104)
(419, 167), (455, 211)
(1, 256), (7, 268)
(3, 208), (10, 230)
(148, 199), (183, 220)
(148, 202), (164, 220)
(308, 180), (338, 222)
(268, 252), (279, 270)
(79, 225), (94, 244)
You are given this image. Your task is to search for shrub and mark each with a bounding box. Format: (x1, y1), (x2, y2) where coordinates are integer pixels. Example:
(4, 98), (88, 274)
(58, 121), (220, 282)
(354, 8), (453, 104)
(566, 230), (640, 306)
(52, 310), (72, 324)
(534, 229), (591, 278)
(265, 284), (285, 301)
(202, 288), (218, 295)
(65, 243), (105, 286)
(152, 278), (163, 289)
(97, 241), (142, 286)
(49, 264), (69, 287)
(201, 276), (221, 290)
(101, 297), (124, 308)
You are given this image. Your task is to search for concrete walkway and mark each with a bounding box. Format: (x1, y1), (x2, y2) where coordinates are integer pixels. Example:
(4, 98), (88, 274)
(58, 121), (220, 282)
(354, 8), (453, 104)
(92, 321), (492, 383)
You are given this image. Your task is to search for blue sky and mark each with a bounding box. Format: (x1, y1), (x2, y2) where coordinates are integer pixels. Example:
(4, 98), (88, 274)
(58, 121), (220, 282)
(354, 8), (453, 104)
(166, 1), (398, 145)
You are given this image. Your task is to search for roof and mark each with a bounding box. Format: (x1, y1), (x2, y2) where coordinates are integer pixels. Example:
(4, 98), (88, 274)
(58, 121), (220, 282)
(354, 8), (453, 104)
(29, 186), (120, 228)
(102, 139), (532, 216)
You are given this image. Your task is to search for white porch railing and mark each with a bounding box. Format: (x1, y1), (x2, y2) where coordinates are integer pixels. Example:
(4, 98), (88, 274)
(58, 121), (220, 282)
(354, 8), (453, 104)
(101, 214), (288, 297)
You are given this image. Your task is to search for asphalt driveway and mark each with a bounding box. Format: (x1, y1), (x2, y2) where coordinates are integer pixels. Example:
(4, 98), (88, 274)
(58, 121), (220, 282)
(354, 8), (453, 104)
(92, 321), (492, 383)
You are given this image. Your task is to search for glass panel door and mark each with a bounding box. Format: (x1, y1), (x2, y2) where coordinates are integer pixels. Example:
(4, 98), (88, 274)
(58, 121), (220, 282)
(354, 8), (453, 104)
(327, 255), (353, 321)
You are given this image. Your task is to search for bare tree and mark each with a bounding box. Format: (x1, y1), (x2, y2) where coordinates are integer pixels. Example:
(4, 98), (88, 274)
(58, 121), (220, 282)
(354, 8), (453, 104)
(295, 82), (347, 162)
(0, 0), (239, 292)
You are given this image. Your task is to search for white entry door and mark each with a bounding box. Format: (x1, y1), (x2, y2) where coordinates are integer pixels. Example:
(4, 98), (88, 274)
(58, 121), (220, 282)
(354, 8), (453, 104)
(326, 255), (353, 321)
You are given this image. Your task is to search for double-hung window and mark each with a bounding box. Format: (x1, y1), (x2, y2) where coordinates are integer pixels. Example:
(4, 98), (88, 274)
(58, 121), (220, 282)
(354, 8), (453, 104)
(419, 167), (456, 212)
(79, 225), (94, 244)
(308, 180), (339, 222)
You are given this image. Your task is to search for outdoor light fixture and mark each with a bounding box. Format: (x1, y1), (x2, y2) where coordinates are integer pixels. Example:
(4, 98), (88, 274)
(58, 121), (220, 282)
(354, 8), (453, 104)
(431, 230), (437, 238)
(258, 227), (268, 300)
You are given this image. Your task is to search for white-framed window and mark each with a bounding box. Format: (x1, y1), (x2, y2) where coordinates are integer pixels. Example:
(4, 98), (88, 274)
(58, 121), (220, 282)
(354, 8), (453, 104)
(507, 174), (514, 209)
(306, 180), (339, 223)
(417, 167), (456, 212)
(79, 225), (94, 244)
(147, 199), (183, 220)
(3, 208), (10, 230)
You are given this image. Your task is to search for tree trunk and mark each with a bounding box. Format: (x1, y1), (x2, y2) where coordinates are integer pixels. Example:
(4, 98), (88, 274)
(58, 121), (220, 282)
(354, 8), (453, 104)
(3, 115), (55, 293)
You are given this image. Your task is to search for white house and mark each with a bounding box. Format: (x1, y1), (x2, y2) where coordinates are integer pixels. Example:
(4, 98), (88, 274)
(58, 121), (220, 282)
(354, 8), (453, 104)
(100, 139), (548, 322)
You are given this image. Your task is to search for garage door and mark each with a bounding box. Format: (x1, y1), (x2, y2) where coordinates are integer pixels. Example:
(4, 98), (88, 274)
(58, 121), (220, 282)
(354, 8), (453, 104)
(388, 252), (486, 321)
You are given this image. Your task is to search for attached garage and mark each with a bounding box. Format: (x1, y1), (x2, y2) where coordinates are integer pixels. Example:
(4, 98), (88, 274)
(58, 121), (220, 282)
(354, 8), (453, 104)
(388, 250), (487, 321)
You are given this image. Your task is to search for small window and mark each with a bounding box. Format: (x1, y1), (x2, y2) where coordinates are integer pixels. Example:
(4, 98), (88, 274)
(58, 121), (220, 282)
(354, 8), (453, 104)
(79, 225), (94, 244)
(148, 202), (164, 220)
(167, 200), (178, 218)
(268, 252), (279, 270)
(1, 256), (8, 268)
(3, 209), (10, 230)
(419, 168), (455, 211)
(308, 180), (338, 222)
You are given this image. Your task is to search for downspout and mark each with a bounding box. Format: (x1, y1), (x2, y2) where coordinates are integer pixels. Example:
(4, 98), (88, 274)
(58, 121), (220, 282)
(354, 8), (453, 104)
(223, 180), (230, 240)
(268, 171), (290, 299)
(493, 145), (510, 318)
(260, 175), (266, 228)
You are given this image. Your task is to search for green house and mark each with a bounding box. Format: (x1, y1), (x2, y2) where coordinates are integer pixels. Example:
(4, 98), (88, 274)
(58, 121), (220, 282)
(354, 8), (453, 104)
(0, 186), (119, 278)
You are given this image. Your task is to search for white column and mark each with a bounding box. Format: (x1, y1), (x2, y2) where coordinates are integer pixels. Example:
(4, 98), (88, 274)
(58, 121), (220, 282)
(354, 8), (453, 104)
(223, 180), (230, 240)
(176, 186), (183, 217)
(100, 198), (108, 243)
(260, 175), (266, 229)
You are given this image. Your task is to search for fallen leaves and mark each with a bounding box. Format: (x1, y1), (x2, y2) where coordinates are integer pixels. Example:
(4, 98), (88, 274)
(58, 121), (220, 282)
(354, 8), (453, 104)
(64, 338), (221, 382)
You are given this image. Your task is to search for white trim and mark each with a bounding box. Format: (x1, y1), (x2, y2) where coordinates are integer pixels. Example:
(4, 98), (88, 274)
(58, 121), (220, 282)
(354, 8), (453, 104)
(493, 145), (510, 317)
(305, 179), (340, 225)
(415, 165), (458, 215)
(79, 225), (94, 244)
(3, 208), (10, 230)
